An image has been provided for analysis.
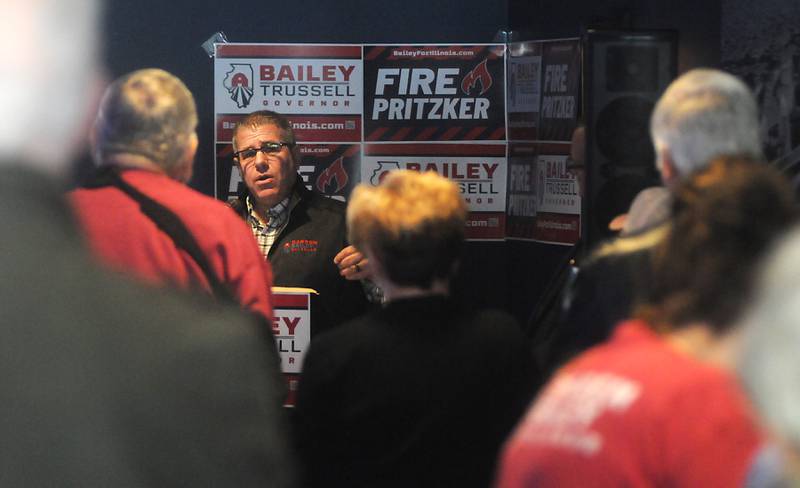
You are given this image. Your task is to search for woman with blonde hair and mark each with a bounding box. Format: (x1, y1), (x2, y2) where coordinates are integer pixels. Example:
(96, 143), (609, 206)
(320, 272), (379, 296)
(295, 170), (537, 488)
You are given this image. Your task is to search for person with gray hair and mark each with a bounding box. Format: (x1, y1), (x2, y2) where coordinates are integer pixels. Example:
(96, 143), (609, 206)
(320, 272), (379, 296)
(540, 69), (765, 376)
(498, 156), (796, 488)
(738, 226), (800, 484)
(1, 1), (297, 485)
(70, 68), (275, 320)
(650, 68), (763, 187)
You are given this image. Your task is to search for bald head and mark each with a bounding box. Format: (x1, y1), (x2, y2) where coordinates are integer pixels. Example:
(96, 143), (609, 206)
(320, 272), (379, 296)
(0, 0), (100, 175)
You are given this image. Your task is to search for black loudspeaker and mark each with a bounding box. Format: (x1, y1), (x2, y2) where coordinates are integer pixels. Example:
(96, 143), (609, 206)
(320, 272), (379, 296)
(584, 30), (677, 246)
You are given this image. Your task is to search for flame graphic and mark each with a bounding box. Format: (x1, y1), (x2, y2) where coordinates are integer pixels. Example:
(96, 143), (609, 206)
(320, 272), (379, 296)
(461, 59), (493, 95)
(316, 157), (349, 194)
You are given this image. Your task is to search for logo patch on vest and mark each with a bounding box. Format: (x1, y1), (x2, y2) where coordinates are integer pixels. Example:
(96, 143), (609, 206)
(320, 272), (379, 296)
(283, 239), (319, 254)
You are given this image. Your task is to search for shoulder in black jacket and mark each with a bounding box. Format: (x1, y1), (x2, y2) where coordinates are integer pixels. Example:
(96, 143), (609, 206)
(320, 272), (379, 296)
(231, 179), (369, 336)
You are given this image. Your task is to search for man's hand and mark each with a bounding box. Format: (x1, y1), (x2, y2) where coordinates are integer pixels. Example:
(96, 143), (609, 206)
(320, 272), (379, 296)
(334, 245), (372, 281)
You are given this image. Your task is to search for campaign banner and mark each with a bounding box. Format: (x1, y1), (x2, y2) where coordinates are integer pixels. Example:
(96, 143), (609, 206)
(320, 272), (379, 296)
(534, 144), (581, 244)
(507, 42), (543, 140)
(215, 44), (362, 115)
(273, 287), (314, 407)
(538, 40), (581, 142)
(296, 144), (361, 200)
(272, 288), (313, 374)
(363, 44), (506, 142)
(506, 142), (581, 244)
(214, 44), (363, 147)
(218, 143), (360, 202)
(216, 114), (361, 144)
(362, 143), (507, 240)
(506, 143), (538, 238)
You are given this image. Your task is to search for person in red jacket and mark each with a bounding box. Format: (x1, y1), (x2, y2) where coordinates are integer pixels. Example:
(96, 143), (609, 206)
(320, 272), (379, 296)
(496, 157), (797, 488)
(70, 69), (274, 321)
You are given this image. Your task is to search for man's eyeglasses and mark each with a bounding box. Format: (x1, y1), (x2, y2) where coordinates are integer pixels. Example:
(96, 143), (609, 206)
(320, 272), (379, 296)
(233, 142), (295, 161)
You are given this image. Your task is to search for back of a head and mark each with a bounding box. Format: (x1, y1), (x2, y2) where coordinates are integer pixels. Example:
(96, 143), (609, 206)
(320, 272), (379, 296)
(650, 69), (761, 178)
(638, 156), (796, 333)
(739, 226), (800, 456)
(0, 0), (100, 176)
(94, 69), (197, 172)
(347, 170), (467, 289)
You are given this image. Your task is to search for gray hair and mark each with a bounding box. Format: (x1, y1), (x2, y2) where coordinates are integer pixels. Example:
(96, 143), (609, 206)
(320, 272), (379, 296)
(93, 69), (198, 172)
(650, 68), (762, 178)
(738, 225), (800, 451)
(231, 110), (296, 153)
(0, 0), (100, 175)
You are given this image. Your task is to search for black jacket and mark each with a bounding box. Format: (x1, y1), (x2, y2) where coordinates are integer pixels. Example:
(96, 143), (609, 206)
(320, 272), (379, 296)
(538, 225), (667, 376)
(231, 179), (369, 336)
(294, 295), (538, 488)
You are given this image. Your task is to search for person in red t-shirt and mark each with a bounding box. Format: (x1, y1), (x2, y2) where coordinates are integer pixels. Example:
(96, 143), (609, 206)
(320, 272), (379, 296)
(70, 69), (274, 321)
(496, 157), (797, 488)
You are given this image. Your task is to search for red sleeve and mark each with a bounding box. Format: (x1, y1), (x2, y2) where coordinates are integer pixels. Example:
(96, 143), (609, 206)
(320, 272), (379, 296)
(214, 210), (275, 324)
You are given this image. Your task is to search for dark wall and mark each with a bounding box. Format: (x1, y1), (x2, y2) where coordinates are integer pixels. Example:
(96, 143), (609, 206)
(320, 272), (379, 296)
(722, 0), (800, 174)
(508, 0), (721, 72)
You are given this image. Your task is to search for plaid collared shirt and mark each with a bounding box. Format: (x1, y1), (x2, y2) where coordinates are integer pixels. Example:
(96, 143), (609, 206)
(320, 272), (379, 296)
(246, 196), (290, 258)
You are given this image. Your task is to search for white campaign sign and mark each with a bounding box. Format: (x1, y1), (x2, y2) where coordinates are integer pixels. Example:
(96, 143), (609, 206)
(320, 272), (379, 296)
(215, 58), (363, 115)
(536, 154), (580, 215)
(360, 156), (507, 212)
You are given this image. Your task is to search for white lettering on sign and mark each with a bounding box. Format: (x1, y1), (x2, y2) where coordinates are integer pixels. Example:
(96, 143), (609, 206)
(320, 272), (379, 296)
(372, 67), (490, 120)
(371, 97), (489, 120)
(544, 64), (569, 92)
(375, 68), (460, 95)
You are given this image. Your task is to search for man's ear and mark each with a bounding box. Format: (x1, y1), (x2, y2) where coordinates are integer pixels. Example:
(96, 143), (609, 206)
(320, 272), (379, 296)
(173, 132), (198, 183)
(659, 149), (678, 189)
(290, 144), (301, 171)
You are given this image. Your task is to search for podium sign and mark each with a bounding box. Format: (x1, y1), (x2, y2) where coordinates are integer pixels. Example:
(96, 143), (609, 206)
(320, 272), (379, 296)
(272, 287), (314, 373)
(272, 287), (315, 406)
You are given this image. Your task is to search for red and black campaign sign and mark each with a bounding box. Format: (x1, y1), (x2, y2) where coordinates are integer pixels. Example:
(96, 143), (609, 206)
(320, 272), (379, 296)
(363, 45), (506, 142)
(296, 144), (361, 200)
(214, 44), (363, 143)
(362, 143), (507, 240)
(507, 41), (544, 141)
(506, 142), (538, 239)
(215, 143), (360, 202)
(506, 142), (581, 245)
(538, 41), (581, 142)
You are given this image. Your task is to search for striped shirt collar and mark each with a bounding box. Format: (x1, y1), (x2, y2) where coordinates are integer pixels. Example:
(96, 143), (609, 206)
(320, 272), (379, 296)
(246, 195), (291, 257)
